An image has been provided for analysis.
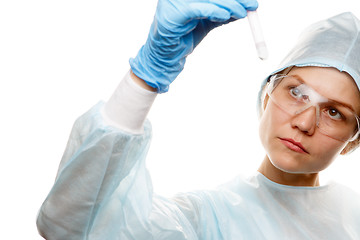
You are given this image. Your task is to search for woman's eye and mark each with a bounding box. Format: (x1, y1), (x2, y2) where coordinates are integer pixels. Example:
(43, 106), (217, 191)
(289, 87), (301, 98)
(326, 108), (343, 120)
(289, 87), (308, 101)
(289, 87), (310, 103)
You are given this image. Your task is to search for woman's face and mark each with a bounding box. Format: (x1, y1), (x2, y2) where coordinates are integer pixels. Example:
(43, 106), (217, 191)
(259, 66), (360, 174)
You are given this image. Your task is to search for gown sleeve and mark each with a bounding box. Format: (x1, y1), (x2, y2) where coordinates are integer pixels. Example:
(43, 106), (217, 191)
(36, 72), (199, 240)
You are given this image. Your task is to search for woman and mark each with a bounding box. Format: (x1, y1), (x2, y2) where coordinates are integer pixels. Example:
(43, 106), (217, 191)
(37, 0), (360, 239)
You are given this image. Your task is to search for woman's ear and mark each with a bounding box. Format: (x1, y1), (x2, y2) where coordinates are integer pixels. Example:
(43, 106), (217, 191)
(340, 138), (360, 155)
(263, 94), (269, 110)
(259, 83), (270, 118)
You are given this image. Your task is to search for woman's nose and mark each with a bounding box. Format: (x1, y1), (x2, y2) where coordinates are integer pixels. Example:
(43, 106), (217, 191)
(291, 106), (317, 135)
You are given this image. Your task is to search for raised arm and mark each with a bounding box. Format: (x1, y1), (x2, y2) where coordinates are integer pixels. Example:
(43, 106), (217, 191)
(37, 0), (258, 239)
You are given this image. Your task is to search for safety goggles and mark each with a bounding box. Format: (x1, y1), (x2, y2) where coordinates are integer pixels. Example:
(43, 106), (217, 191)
(266, 74), (360, 142)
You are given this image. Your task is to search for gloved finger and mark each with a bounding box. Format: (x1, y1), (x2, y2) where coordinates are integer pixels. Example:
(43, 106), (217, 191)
(235, 0), (258, 11)
(209, 0), (248, 19)
(188, 2), (232, 22)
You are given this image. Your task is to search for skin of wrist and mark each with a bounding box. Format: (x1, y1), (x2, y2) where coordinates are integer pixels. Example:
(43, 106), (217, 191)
(130, 70), (157, 92)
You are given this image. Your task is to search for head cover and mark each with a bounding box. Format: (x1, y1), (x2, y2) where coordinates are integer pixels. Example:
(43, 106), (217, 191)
(258, 12), (360, 115)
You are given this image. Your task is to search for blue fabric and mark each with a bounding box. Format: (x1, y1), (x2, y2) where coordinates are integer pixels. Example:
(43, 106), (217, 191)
(37, 103), (360, 239)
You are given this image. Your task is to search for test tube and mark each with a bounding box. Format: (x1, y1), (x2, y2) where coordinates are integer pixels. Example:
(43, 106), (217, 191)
(247, 10), (268, 60)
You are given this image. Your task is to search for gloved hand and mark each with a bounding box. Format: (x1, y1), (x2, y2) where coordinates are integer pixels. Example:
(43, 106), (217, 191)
(130, 0), (258, 93)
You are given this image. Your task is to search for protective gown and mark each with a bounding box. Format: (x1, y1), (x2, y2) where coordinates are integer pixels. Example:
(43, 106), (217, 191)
(37, 12), (360, 240)
(37, 74), (360, 240)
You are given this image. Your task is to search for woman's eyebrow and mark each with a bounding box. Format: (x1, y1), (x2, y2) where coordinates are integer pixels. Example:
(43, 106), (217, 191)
(289, 74), (305, 84)
(329, 99), (356, 112)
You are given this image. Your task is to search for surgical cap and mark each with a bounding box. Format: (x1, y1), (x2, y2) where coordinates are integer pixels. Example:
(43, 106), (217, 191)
(258, 12), (360, 114)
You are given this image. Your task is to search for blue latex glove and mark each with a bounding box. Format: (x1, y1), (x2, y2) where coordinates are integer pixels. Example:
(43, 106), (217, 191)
(130, 0), (258, 93)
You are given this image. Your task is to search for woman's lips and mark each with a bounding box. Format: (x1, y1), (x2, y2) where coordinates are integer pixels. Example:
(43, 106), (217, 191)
(279, 138), (309, 154)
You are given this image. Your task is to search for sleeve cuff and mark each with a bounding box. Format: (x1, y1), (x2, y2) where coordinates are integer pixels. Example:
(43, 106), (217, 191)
(101, 70), (157, 134)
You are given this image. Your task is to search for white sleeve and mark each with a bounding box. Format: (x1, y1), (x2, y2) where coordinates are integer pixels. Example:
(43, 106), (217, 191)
(37, 72), (200, 240)
(101, 70), (157, 134)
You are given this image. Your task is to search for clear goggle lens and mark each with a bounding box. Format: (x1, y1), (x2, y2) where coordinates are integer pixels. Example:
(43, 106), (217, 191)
(267, 74), (360, 142)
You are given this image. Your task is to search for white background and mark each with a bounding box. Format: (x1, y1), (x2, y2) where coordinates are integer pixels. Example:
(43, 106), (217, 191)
(1, 0), (360, 239)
